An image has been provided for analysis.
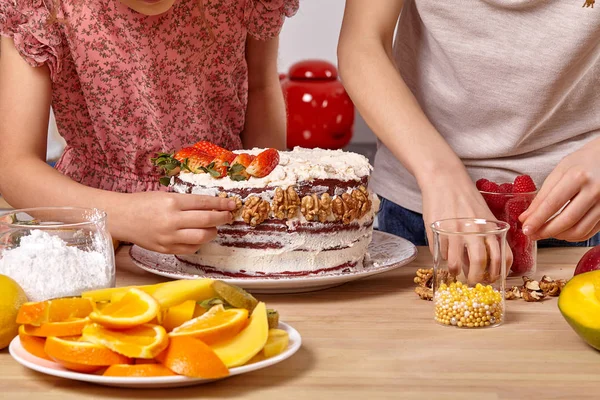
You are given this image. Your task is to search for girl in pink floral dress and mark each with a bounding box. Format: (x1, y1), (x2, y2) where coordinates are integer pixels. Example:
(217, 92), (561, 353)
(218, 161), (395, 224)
(0, 0), (298, 254)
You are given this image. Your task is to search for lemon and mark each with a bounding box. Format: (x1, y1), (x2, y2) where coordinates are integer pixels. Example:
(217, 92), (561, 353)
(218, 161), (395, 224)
(0, 274), (28, 349)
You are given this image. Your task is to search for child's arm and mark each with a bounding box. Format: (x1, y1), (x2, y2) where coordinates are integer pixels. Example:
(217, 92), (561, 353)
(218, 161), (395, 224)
(338, 0), (506, 281)
(241, 35), (286, 150)
(0, 37), (235, 254)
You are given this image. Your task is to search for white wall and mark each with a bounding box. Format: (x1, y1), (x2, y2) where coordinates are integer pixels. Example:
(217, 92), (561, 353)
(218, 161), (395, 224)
(47, 110), (65, 162)
(278, 1), (377, 144)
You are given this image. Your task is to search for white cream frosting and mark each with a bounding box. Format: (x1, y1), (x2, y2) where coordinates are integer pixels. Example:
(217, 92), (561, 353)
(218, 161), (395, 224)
(177, 231), (373, 275)
(173, 147), (372, 190)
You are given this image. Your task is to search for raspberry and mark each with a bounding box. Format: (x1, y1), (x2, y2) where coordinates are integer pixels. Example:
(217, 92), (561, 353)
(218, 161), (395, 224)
(506, 197), (529, 222)
(509, 230), (532, 252)
(479, 180), (500, 193)
(513, 175), (537, 193)
(476, 178), (489, 190)
(499, 183), (513, 193)
(481, 192), (505, 213)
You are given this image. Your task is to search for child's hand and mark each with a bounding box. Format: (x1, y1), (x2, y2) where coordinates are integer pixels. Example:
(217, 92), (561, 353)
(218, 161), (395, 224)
(520, 139), (600, 242)
(120, 192), (237, 254)
(421, 172), (513, 284)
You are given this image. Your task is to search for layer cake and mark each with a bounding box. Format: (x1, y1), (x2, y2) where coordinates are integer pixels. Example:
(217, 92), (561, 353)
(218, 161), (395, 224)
(162, 146), (378, 277)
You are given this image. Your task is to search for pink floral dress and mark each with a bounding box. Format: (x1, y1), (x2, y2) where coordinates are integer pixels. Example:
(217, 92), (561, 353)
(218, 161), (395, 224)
(0, 0), (298, 193)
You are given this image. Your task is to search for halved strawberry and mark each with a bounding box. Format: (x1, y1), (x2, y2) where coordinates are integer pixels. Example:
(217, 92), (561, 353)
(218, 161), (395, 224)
(174, 147), (214, 173)
(245, 148), (279, 178)
(227, 153), (256, 181)
(210, 151), (237, 178)
(193, 141), (229, 157)
(232, 153), (256, 168)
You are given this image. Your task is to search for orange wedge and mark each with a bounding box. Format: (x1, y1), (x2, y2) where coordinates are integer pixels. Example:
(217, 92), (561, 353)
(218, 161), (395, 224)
(22, 318), (90, 337)
(169, 305), (248, 344)
(89, 288), (159, 329)
(44, 336), (130, 373)
(18, 325), (51, 361)
(16, 298), (93, 326)
(156, 336), (229, 379)
(103, 364), (176, 377)
(192, 303), (207, 318)
(162, 300), (196, 332)
(81, 323), (169, 359)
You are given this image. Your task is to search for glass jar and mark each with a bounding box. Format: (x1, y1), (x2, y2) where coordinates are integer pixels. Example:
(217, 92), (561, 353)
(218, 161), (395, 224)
(479, 190), (537, 276)
(431, 218), (509, 328)
(0, 207), (115, 302)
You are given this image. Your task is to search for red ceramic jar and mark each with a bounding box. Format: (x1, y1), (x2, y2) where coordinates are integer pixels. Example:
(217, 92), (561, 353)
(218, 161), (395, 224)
(281, 60), (355, 150)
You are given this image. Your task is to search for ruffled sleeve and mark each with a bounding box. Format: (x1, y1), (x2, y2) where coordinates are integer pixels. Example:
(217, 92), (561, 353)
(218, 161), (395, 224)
(0, 0), (64, 80)
(244, 0), (298, 41)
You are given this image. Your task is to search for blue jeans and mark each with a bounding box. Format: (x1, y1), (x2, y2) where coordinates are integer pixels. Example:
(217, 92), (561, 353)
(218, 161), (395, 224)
(377, 196), (600, 248)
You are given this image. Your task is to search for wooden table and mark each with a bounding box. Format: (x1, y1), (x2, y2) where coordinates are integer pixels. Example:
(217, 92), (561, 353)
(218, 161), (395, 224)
(2, 245), (600, 400)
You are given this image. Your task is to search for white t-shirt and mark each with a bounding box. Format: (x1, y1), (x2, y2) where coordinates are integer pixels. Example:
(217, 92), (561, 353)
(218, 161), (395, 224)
(371, 0), (600, 212)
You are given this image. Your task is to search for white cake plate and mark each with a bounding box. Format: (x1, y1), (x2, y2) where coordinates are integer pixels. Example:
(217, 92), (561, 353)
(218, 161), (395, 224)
(129, 230), (418, 294)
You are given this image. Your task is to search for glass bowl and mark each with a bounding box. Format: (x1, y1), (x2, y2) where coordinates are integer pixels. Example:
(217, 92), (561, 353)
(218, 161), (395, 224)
(0, 207), (116, 302)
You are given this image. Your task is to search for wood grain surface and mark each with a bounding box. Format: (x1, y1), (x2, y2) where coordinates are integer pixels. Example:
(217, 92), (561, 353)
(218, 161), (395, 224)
(2, 244), (600, 400)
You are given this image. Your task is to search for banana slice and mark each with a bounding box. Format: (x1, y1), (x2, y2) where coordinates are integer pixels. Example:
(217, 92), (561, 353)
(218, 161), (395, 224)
(212, 280), (258, 312)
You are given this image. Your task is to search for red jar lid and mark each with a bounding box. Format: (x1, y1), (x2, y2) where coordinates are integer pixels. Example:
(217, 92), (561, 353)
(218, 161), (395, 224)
(288, 60), (338, 81)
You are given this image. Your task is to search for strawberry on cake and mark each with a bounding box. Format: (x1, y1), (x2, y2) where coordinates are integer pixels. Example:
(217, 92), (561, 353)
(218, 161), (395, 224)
(152, 142), (378, 278)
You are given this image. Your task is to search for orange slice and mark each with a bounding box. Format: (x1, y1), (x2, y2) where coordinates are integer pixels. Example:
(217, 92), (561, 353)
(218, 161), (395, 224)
(156, 336), (229, 379)
(162, 300), (196, 332)
(18, 325), (51, 361)
(44, 336), (130, 373)
(103, 364), (176, 377)
(22, 318), (90, 337)
(169, 305), (248, 344)
(81, 323), (169, 359)
(16, 298), (94, 326)
(89, 288), (159, 329)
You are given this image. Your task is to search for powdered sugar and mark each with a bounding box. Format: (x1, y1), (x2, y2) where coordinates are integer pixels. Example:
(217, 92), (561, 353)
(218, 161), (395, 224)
(0, 229), (114, 302)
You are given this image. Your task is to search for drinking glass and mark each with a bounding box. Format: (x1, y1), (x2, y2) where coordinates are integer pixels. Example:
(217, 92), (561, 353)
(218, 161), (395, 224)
(431, 218), (509, 328)
(479, 190), (537, 276)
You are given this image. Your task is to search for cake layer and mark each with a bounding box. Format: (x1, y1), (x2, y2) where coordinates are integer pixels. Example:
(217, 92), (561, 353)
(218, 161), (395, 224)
(173, 176), (369, 199)
(211, 220), (372, 251)
(176, 231), (372, 277)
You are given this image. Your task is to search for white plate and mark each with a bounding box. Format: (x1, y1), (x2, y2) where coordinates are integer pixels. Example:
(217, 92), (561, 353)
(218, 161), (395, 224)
(9, 322), (301, 389)
(130, 230), (418, 294)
